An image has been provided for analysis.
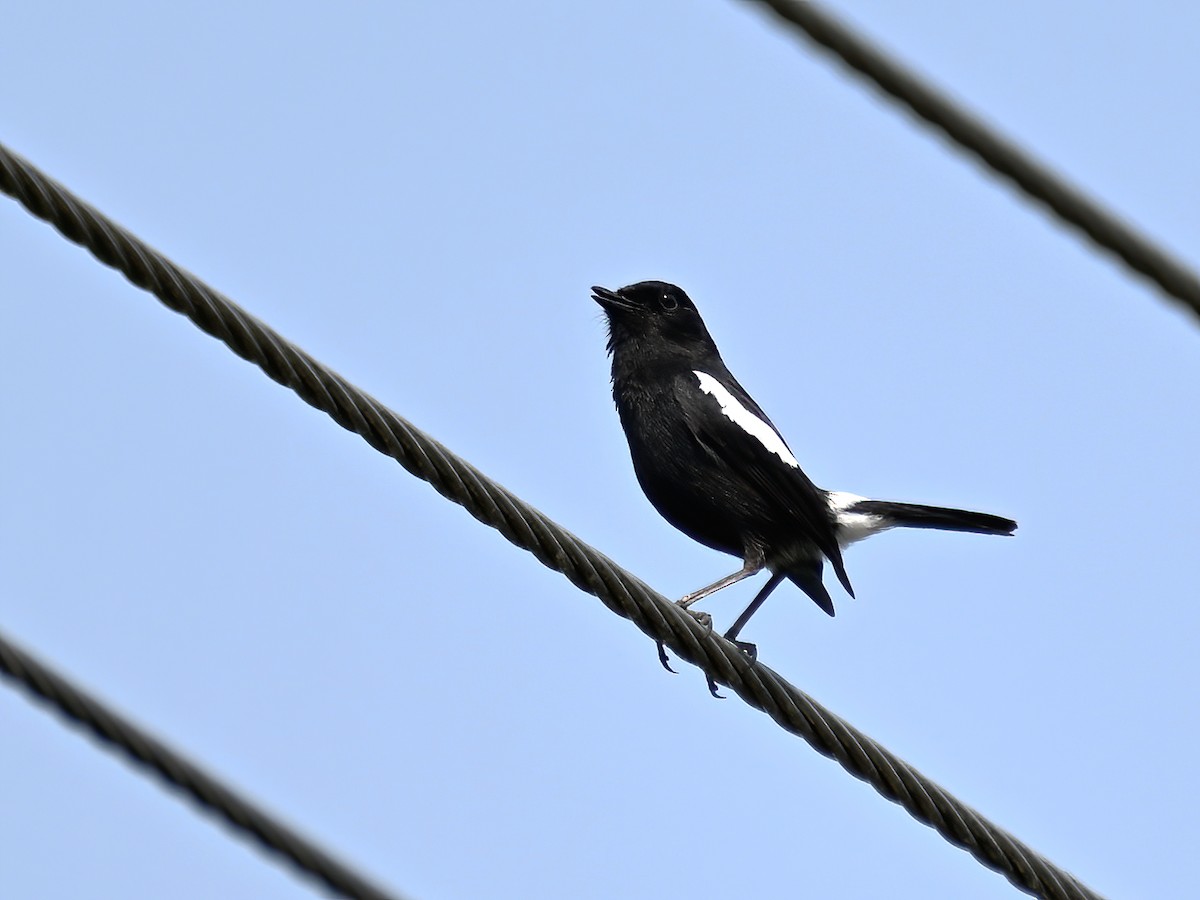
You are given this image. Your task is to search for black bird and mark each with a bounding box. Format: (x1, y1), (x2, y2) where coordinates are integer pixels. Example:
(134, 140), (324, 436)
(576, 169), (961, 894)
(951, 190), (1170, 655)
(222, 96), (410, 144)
(594, 280), (1015, 667)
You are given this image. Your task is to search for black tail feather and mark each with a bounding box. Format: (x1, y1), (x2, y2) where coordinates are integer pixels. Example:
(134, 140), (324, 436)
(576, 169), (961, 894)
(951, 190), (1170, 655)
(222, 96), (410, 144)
(788, 568), (838, 617)
(852, 500), (1016, 536)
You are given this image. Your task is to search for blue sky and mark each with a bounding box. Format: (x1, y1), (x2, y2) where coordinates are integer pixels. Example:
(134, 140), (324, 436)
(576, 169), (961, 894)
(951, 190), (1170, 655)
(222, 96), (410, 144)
(3, 3), (1197, 898)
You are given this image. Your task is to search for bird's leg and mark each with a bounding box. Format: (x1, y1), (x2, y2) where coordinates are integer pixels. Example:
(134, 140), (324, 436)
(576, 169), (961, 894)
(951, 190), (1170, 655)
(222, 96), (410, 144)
(677, 556), (765, 609)
(721, 571), (787, 661)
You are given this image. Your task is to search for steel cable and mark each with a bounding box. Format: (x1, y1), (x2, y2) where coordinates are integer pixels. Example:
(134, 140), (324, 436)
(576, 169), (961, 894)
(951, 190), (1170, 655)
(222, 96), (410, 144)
(744, 0), (1200, 321)
(0, 630), (407, 900)
(2, 142), (1103, 899)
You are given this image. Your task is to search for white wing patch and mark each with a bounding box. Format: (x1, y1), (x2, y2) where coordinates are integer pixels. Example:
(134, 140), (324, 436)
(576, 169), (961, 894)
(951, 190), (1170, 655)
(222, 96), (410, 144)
(693, 370), (799, 468)
(826, 491), (892, 547)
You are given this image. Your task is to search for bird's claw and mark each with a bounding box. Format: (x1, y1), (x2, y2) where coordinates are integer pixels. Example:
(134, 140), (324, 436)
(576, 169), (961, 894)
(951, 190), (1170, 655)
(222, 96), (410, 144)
(706, 674), (725, 699)
(655, 641), (677, 673)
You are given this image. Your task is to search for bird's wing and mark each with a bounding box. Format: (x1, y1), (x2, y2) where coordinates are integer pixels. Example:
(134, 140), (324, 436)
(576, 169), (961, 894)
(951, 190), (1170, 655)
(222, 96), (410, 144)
(677, 368), (854, 597)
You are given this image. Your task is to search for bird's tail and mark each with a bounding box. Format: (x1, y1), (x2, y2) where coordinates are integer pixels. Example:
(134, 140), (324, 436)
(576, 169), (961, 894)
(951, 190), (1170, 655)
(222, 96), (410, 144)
(852, 500), (1016, 536)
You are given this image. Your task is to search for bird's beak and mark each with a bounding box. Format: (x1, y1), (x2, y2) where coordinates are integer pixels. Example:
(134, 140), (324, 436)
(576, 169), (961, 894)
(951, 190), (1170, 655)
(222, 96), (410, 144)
(592, 285), (637, 313)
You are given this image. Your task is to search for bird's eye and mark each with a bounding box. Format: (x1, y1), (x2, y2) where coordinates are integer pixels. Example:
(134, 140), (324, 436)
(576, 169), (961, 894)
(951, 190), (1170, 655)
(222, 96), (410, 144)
(660, 293), (679, 311)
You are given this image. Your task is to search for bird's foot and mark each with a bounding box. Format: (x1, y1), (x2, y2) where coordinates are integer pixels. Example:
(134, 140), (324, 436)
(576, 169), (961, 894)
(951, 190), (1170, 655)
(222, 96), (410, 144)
(657, 609), (710, 672)
(705, 639), (758, 698)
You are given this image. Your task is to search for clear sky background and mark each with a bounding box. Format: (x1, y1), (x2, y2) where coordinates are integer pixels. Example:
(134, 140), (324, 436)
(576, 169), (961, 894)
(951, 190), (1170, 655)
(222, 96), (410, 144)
(3, 3), (1198, 898)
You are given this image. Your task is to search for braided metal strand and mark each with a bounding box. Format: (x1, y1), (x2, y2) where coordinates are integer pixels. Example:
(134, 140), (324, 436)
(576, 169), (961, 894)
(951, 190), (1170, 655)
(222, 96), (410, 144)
(744, 0), (1200, 322)
(0, 630), (407, 900)
(0, 142), (1103, 899)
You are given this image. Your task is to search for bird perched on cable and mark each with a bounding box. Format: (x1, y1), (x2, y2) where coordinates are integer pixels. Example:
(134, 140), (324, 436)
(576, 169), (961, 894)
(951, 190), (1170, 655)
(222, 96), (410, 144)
(593, 280), (1015, 671)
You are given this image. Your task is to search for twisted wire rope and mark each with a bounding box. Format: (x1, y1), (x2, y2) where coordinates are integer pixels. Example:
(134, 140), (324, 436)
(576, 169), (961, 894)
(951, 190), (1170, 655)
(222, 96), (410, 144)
(0, 631), (406, 900)
(744, 0), (1200, 321)
(1, 142), (1102, 899)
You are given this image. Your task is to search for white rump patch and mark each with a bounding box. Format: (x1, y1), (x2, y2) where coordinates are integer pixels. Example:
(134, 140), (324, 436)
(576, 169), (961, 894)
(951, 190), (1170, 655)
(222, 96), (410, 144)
(693, 371), (799, 468)
(827, 491), (892, 547)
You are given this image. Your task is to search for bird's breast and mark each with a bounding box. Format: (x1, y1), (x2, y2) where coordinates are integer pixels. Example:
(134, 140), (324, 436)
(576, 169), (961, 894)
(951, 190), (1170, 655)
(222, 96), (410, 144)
(612, 383), (757, 556)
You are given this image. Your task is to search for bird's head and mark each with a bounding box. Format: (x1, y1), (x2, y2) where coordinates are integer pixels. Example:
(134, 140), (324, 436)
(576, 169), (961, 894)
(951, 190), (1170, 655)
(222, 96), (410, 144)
(592, 281), (715, 358)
